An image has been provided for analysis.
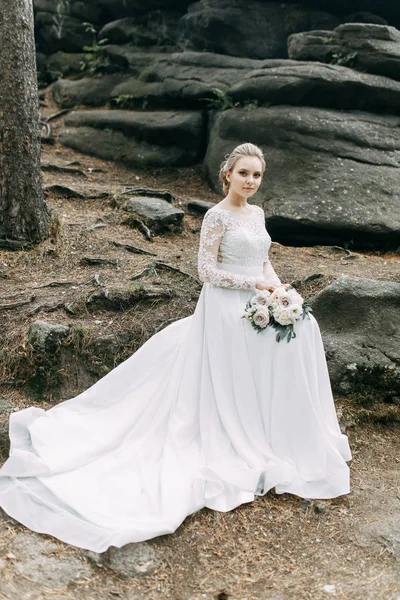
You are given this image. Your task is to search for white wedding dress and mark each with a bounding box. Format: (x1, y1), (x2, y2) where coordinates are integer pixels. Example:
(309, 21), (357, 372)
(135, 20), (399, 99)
(0, 204), (351, 552)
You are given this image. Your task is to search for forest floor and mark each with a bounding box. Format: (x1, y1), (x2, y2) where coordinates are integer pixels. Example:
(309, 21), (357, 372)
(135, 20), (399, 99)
(0, 102), (399, 600)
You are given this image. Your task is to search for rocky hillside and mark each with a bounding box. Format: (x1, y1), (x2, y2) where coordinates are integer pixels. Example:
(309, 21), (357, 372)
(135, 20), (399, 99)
(34, 1), (400, 250)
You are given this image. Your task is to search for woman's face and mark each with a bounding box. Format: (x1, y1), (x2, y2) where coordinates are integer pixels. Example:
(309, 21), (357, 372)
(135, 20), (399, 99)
(226, 156), (263, 198)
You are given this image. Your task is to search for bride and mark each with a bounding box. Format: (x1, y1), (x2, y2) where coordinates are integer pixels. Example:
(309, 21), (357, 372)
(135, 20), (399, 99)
(0, 143), (351, 553)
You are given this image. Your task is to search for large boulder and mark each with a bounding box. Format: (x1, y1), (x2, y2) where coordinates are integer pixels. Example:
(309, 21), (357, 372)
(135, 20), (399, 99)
(344, 11), (388, 26)
(230, 60), (400, 115)
(51, 51), (266, 109)
(51, 49), (400, 115)
(95, 0), (192, 19)
(33, 0), (102, 53)
(99, 12), (181, 47)
(59, 109), (205, 167)
(52, 73), (127, 108)
(34, 12), (93, 53)
(288, 23), (400, 82)
(38, 51), (85, 85)
(204, 106), (400, 250)
(310, 276), (400, 404)
(179, 0), (339, 59)
(33, 0), (102, 22)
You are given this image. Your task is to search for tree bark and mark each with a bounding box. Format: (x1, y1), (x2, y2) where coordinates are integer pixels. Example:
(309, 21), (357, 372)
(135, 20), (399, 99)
(0, 0), (50, 249)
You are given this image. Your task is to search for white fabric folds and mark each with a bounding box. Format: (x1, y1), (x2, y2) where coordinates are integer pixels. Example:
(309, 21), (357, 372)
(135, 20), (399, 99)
(0, 209), (351, 552)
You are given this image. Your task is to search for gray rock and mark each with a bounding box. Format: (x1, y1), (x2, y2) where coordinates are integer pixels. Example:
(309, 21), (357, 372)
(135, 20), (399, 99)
(0, 420), (10, 461)
(124, 196), (184, 233)
(28, 321), (70, 353)
(179, 0), (339, 59)
(94, 0), (192, 19)
(120, 186), (175, 203)
(0, 397), (12, 412)
(8, 532), (93, 586)
(358, 514), (400, 557)
(91, 334), (124, 355)
(108, 542), (159, 577)
(0, 398), (12, 459)
(59, 109), (205, 167)
(86, 550), (105, 568)
(33, 0), (102, 22)
(204, 106), (400, 250)
(288, 23), (400, 82)
(344, 11), (388, 26)
(187, 199), (215, 213)
(352, 491), (400, 558)
(34, 11), (94, 54)
(52, 74), (126, 108)
(51, 51), (266, 109)
(230, 60), (400, 115)
(87, 284), (174, 310)
(99, 11), (181, 46)
(45, 51), (86, 78)
(310, 276), (400, 399)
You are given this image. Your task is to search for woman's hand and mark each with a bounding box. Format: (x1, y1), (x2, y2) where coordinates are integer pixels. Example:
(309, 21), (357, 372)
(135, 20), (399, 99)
(255, 278), (277, 292)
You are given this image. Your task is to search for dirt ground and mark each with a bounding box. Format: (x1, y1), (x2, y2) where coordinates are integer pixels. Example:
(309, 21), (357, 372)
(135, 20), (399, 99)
(0, 103), (399, 600)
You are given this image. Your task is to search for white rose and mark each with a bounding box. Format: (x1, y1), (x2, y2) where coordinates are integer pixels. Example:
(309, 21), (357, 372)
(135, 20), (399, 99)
(288, 304), (303, 321)
(273, 307), (295, 326)
(252, 307), (270, 328)
(287, 289), (303, 305)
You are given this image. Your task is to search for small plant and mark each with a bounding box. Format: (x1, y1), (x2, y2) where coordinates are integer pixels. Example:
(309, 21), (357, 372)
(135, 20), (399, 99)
(203, 88), (259, 112)
(203, 88), (235, 111)
(330, 51), (358, 68)
(80, 22), (111, 75)
(113, 94), (137, 109)
(241, 99), (259, 111)
(52, 0), (70, 39)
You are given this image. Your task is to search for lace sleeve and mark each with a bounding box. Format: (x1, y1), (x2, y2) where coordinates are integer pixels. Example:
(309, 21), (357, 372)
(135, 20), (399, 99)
(198, 211), (258, 290)
(263, 256), (282, 286)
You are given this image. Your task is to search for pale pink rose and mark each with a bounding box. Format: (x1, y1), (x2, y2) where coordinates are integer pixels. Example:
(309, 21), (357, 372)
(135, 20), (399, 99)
(271, 286), (287, 302)
(279, 294), (291, 307)
(251, 291), (272, 307)
(252, 307), (270, 328)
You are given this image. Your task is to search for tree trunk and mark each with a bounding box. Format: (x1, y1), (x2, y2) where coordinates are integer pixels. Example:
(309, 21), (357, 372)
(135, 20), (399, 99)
(0, 0), (50, 249)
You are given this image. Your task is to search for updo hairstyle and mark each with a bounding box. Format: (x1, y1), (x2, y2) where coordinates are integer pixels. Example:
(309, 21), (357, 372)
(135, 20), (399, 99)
(219, 142), (266, 194)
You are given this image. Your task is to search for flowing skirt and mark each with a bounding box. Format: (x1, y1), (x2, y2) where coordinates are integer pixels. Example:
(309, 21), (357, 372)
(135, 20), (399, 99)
(0, 263), (351, 552)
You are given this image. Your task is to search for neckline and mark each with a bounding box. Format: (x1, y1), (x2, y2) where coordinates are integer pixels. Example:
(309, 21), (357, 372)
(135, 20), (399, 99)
(213, 204), (258, 219)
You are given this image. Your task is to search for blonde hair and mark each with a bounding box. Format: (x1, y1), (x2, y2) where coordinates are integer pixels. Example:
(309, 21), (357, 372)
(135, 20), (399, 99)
(219, 142), (266, 194)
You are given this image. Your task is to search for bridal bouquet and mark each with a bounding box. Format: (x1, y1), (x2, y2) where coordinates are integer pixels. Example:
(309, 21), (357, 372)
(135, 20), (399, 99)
(242, 285), (312, 343)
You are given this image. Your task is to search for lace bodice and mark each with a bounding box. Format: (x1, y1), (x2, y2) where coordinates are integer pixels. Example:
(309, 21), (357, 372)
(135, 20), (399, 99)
(198, 205), (281, 290)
